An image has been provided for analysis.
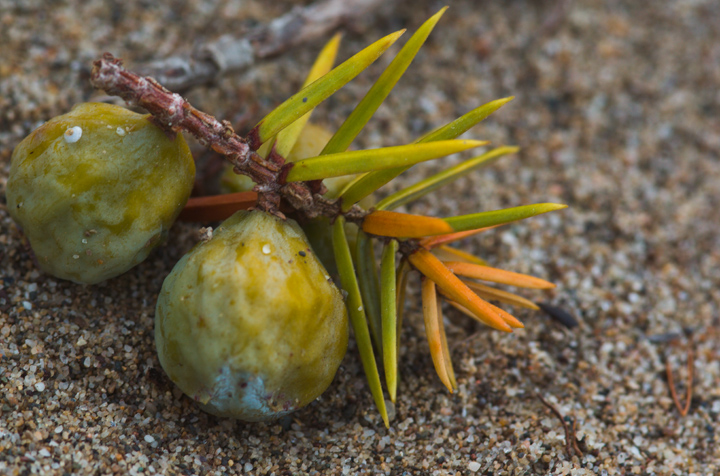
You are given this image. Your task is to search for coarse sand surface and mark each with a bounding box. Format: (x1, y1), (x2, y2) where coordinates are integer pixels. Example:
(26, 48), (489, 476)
(1, 1), (719, 474)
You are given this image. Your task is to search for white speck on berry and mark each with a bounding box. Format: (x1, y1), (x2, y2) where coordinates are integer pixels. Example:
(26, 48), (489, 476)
(63, 126), (82, 143)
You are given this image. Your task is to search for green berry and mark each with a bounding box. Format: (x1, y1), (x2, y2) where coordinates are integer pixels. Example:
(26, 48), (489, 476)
(155, 210), (348, 421)
(6, 103), (195, 284)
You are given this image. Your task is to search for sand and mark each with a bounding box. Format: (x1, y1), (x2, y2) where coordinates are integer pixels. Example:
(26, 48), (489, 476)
(1, 0), (719, 474)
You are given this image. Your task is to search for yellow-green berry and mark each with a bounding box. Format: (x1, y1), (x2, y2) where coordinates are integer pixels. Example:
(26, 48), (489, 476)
(155, 210), (348, 421)
(6, 102), (195, 284)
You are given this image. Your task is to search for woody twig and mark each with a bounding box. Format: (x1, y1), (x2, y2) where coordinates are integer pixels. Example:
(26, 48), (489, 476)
(136, 0), (389, 92)
(89, 53), (366, 222)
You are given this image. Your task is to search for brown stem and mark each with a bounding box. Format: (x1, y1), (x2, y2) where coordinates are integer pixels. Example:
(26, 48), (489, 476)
(666, 345), (694, 417)
(90, 54), (368, 222)
(92, 54), (259, 176)
(535, 392), (582, 459)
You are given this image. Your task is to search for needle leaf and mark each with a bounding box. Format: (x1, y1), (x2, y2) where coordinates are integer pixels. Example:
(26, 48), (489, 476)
(395, 257), (410, 353)
(273, 34), (342, 158)
(463, 280), (540, 310)
(437, 297), (457, 390)
(380, 239), (399, 401)
(444, 261), (556, 289)
(421, 278), (454, 392)
(443, 203), (567, 233)
(286, 140), (487, 182)
(340, 97), (514, 205)
(432, 245), (488, 266)
(408, 249), (512, 332)
(355, 231), (383, 355)
(322, 8), (447, 156)
(332, 217), (389, 427)
(376, 146), (519, 211)
(418, 97), (514, 143)
(362, 210), (453, 238)
(252, 30), (405, 145)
